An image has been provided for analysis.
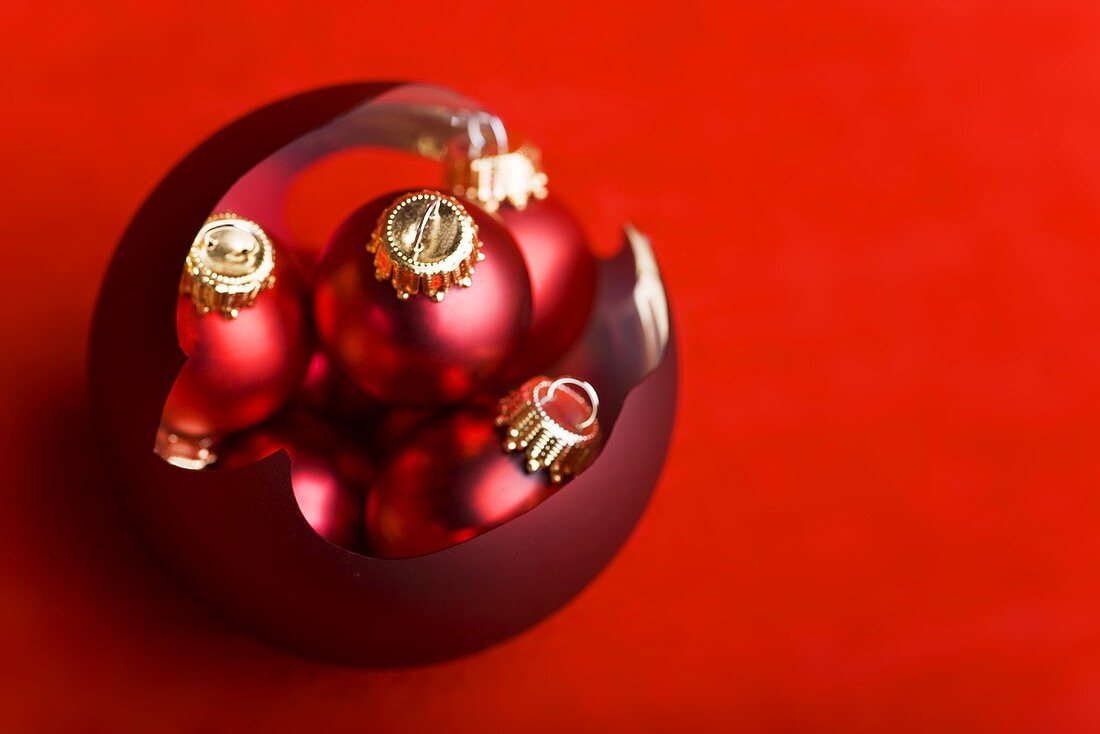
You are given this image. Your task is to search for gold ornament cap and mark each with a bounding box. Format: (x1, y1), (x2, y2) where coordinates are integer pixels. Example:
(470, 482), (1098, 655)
(368, 190), (483, 301)
(448, 145), (549, 213)
(154, 426), (216, 470)
(182, 213), (275, 319)
(495, 376), (602, 484)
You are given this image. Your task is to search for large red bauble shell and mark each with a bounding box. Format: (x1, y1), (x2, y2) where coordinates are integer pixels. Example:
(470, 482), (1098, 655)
(218, 413), (373, 550)
(312, 191), (532, 406)
(161, 258), (311, 437)
(497, 196), (598, 379)
(88, 83), (678, 666)
(366, 409), (552, 558)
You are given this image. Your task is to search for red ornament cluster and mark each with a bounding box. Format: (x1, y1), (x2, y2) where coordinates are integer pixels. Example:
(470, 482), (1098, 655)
(157, 174), (601, 557)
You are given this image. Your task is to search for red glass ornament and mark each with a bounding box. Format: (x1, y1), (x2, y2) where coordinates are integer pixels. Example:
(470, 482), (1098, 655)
(218, 413), (374, 549)
(313, 191), (532, 406)
(161, 257), (311, 437)
(497, 196), (598, 379)
(366, 409), (553, 558)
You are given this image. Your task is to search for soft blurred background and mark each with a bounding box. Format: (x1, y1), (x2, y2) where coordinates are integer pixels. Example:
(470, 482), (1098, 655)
(5, 0), (1100, 731)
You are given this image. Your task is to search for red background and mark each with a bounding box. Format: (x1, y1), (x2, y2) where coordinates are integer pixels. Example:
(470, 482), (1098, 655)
(5, 0), (1100, 731)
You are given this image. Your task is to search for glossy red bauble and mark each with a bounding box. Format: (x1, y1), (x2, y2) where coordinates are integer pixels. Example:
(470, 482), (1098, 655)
(367, 409), (552, 558)
(313, 190), (532, 406)
(497, 196), (598, 379)
(218, 413), (374, 549)
(161, 258), (312, 437)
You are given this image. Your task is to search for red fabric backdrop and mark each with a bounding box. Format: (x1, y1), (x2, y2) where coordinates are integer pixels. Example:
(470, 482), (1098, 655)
(4, 0), (1100, 730)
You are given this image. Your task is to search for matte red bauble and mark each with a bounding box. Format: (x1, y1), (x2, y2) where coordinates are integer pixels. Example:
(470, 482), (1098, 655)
(497, 196), (597, 378)
(160, 246), (311, 438)
(366, 409), (552, 558)
(313, 190), (532, 406)
(218, 413), (374, 549)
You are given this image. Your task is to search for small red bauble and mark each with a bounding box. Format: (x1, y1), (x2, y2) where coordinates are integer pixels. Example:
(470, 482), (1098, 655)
(161, 219), (311, 438)
(366, 409), (552, 558)
(218, 412), (374, 549)
(497, 196), (597, 378)
(312, 190), (532, 406)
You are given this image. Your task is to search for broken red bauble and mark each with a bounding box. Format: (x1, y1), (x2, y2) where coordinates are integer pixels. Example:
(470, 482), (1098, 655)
(218, 413), (374, 549)
(312, 189), (532, 406)
(366, 409), (553, 559)
(497, 196), (598, 379)
(161, 228), (311, 438)
(88, 82), (679, 666)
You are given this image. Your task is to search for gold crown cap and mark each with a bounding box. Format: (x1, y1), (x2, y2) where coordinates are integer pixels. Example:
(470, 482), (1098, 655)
(182, 213), (275, 319)
(154, 426), (216, 470)
(368, 190), (483, 302)
(495, 376), (602, 484)
(448, 145), (549, 213)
